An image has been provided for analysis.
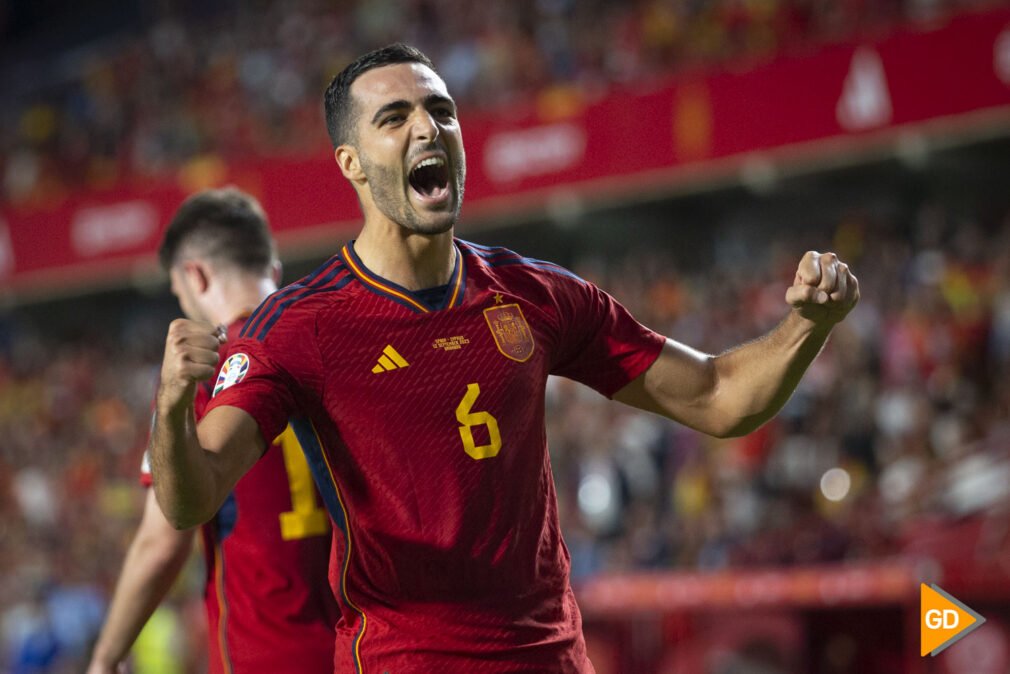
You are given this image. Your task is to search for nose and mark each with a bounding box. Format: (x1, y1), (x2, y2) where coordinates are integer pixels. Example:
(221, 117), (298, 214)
(411, 109), (440, 144)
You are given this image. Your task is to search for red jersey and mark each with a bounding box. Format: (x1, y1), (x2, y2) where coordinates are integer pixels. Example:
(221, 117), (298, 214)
(207, 240), (665, 673)
(142, 318), (338, 674)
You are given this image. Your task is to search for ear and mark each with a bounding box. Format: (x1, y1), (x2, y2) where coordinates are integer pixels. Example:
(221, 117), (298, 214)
(335, 145), (365, 182)
(270, 260), (282, 285)
(181, 260), (211, 294)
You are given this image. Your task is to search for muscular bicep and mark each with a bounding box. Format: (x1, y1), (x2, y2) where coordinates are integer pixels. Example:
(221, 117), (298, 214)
(612, 338), (723, 434)
(196, 405), (267, 492)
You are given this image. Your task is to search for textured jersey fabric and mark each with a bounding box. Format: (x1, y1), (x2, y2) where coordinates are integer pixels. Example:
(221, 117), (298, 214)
(142, 317), (338, 674)
(206, 240), (665, 673)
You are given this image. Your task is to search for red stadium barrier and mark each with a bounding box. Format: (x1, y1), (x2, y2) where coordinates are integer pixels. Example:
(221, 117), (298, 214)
(2, 7), (1009, 295)
(576, 515), (1010, 673)
(576, 560), (920, 616)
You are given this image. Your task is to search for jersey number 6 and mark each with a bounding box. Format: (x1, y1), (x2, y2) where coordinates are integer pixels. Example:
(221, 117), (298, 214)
(456, 383), (502, 460)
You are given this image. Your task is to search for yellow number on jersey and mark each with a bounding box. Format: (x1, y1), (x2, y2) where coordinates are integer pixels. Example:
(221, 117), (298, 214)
(277, 426), (330, 540)
(456, 383), (502, 460)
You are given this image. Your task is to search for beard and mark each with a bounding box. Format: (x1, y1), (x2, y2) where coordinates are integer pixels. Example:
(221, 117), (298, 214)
(359, 148), (465, 235)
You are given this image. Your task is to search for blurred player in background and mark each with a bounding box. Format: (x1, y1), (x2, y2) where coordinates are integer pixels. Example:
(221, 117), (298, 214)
(87, 188), (338, 674)
(148, 45), (859, 672)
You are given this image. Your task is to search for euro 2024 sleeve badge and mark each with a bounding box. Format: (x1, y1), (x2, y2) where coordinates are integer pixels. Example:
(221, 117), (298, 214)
(213, 353), (250, 397)
(483, 303), (535, 362)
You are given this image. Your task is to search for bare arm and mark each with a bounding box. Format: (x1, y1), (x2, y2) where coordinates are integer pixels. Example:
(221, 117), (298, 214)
(150, 319), (264, 529)
(86, 490), (194, 674)
(614, 251), (859, 437)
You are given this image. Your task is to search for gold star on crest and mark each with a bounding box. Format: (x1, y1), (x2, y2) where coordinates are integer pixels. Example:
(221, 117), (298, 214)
(493, 293), (504, 304)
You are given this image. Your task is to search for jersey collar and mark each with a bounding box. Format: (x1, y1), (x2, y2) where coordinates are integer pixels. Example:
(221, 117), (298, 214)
(340, 240), (466, 314)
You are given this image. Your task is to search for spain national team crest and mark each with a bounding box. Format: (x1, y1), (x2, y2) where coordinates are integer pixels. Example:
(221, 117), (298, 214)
(213, 353), (250, 397)
(483, 303), (535, 362)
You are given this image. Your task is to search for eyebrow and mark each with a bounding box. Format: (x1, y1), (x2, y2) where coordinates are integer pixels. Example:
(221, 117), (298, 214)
(371, 94), (457, 125)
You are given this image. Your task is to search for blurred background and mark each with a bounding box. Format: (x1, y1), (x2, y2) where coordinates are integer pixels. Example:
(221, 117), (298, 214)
(2, 0), (1010, 672)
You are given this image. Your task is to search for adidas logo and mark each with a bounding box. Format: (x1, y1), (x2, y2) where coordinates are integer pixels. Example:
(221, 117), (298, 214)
(371, 345), (410, 373)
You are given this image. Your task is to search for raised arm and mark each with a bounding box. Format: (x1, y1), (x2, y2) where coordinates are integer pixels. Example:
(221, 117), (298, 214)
(150, 319), (264, 529)
(614, 251), (859, 437)
(87, 490), (194, 674)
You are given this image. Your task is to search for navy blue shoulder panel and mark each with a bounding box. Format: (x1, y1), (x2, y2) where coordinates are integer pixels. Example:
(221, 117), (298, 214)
(458, 239), (586, 284)
(240, 256), (352, 342)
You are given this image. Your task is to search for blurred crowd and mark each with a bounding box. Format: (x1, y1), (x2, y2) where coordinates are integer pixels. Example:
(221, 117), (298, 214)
(0, 311), (181, 673)
(2, 192), (1009, 670)
(553, 201), (1010, 579)
(1, 0), (1002, 205)
(3, 1), (1010, 670)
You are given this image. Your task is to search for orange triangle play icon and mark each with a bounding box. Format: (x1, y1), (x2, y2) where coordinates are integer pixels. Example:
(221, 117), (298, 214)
(920, 584), (986, 656)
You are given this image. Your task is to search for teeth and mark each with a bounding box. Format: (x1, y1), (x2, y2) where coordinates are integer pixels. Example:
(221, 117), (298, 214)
(413, 156), (445, 172)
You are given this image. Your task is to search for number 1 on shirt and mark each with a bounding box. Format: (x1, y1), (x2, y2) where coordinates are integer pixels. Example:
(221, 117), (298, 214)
(277, 426), (330, 540)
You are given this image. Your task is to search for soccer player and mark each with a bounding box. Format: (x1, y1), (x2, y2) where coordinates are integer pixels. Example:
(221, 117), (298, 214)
(87, 189), (338, 674)
(148, 45), (860, 672)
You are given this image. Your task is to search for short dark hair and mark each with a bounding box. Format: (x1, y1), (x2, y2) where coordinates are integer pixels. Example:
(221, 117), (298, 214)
(158, 187), (277, 275)
(324, 43), (436, 148)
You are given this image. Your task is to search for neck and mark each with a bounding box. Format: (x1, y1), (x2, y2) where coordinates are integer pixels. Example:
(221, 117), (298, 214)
(205, 275), (277, 326)
(353, 222), (455, 290)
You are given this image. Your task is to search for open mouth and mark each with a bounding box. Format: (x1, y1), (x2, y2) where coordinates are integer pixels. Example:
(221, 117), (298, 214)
(408, 155), (451, 203)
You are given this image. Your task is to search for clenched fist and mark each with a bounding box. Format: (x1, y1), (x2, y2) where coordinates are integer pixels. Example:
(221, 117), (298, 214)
(158, 319), (226, 412)
(785, 251), (860, 326)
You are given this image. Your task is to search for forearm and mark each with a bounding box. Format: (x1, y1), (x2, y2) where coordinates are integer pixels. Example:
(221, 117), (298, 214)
(90, 515), (193, 669)
(709, 310), (831, 436)
(150, 399), (228, 529)
(616, 250), (857, 438)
